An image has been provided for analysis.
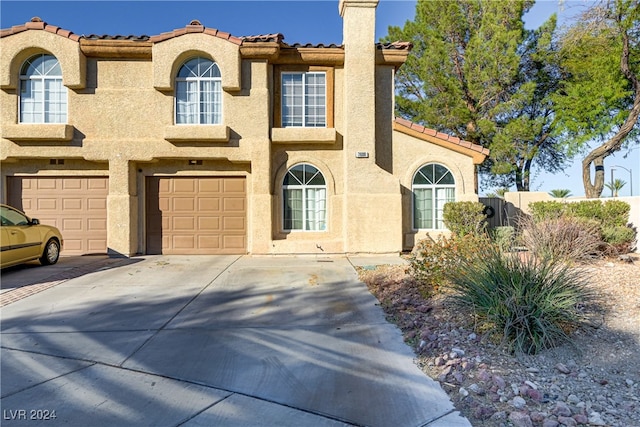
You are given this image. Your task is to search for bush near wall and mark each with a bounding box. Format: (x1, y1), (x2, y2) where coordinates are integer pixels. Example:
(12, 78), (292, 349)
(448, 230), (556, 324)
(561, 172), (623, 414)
(442, 201), (487, 237)
(528, 200), (634, 250)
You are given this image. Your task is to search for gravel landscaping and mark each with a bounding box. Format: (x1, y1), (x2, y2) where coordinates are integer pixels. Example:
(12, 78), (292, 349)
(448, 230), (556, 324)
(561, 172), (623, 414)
(359, 255), (640, 427)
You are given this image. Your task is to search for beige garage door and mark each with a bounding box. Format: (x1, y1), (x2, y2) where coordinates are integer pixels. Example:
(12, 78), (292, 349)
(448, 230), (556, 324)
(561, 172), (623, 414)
(7, 177), (109, 255)
(146, 177), (246, 255)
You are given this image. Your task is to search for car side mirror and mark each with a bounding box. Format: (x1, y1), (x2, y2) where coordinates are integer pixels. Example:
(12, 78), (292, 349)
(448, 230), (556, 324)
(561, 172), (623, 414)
(30, 218), (40, 225)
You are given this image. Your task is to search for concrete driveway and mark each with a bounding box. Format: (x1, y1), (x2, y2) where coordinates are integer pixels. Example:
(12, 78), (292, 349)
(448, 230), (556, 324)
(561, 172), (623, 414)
(1, 255), (470, 427)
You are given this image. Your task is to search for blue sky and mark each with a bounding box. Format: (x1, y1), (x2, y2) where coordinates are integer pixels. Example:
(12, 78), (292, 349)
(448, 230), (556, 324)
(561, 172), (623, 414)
(1, 0), (637, 197)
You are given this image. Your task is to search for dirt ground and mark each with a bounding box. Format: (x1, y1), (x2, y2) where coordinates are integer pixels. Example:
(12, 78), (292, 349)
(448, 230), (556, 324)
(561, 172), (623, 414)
(359, 255), (640, 427)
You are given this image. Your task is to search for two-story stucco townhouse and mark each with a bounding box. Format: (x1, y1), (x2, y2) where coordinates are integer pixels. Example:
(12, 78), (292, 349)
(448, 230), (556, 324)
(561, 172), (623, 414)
(0, 0), (488, 257)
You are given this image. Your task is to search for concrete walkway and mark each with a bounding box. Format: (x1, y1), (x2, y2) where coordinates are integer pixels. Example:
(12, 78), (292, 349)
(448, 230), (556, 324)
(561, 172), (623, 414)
(1, 255), (470, 427)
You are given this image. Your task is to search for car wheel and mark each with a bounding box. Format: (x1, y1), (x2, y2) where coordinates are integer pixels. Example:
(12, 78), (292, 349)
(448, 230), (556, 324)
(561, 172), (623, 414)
(40, 239), (60, 265)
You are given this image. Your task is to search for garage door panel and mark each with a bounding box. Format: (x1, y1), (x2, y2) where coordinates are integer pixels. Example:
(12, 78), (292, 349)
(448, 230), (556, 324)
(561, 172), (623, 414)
(198, 235), (221, 249)
(37, 198), (58, 210)
(63, 199), (83, 210)
(36, 179), (57, 190)
(223, 178), (245, 193)
(223, 198), (245, 211)
(199, 217), (220, 230)
(146, 176), (246, 255)
(174, 180), (196, 193)
(199, 179), (221, 193)
(173, 235), (195, 249)
(88, 218), (106, 231)
(88, 198), (107, 210)
(173, 217), (195, 231)
(223, 235), (245, 249)
(63, 179), (82, 190)
(198, 197), (220, 211)
(63, 218), (83, 230)
(173, 198), (195, 211)
(7, 177), (108, 256)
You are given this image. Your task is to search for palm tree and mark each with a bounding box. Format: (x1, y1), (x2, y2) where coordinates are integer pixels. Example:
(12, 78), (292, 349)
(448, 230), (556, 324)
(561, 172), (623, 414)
(549, 189), (572, 198)
(605, 179), (627, 197)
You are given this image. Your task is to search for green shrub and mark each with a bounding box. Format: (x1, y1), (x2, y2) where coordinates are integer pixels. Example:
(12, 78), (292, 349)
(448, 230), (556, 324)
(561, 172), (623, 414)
(601, 200), (631, 227)
(491, 226), (515, 252)
(527, 200), (634, 254)
(409, 233), (493, 296)
(443, 201), (487, 237)
(529, 201), (565, 222)
(447, 248), (592, 355)
(602, 226), (635, 245)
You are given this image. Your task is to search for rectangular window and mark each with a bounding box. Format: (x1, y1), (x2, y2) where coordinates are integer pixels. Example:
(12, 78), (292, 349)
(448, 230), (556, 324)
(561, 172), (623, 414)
(281, 72), (326, 128)
(413, 187), (454, 230)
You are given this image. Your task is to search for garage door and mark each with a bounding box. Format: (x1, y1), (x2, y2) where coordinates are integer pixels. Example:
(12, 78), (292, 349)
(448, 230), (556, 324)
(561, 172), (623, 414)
(7, 177), (108, 255)
(146, 177), (246, 254)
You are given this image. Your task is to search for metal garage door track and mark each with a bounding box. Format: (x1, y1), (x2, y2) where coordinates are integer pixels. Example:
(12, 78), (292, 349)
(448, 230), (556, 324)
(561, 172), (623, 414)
(1, 255), (469, 427)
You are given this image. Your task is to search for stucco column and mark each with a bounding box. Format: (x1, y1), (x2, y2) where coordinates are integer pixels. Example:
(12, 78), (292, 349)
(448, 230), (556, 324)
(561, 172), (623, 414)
(340, 0), (402, 253)
(107, 158), (138, 256)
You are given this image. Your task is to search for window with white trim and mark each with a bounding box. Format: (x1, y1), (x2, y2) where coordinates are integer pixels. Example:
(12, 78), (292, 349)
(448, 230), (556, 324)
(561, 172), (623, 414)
(175, 57), (222, 124)
(281, 72), (326, 127)
(413, 164), (455, 229)
(283, 164), (327, 231)
(19, 54), (67, 124)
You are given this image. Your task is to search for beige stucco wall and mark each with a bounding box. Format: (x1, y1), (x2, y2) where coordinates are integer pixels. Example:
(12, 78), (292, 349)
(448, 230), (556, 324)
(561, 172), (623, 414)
(1, 1), (484, 256)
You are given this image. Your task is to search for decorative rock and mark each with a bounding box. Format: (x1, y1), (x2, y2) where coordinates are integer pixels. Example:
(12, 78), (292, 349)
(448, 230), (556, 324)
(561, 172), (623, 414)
(567, 394), (580, 404)
(434, 356), (445, 366)
(477, 369), (491, 382)
(542, 420), (559, 427)
(467, 332), (477, 341)
(511, 396), (527, 409)
(490, 411), (507, 421)
(451, 347), (465, 357)
(553, 401), (573, 417)
(468, 383), (486, 396)
(557, 416), (577, 426)
(493, 375), (506, 389)
(555, 363), (571, 374)
(588, 412), (606, 426)
(524, 380), (538, 389)
(573, 414), (588, 424)
(508, 411), (533, 427)
(459, 387), (469, 397)
(473, 405), (494, 420)
(526, 388), (543, 402)
(530, 411), (545, 422)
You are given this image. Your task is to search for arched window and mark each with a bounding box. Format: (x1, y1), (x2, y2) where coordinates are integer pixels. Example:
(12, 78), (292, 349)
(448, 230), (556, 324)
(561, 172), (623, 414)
(19, 54), (67, 123)
(175, 57), (222, 124)
(283, 164), (327, 231)
(413, 163), (455, 229)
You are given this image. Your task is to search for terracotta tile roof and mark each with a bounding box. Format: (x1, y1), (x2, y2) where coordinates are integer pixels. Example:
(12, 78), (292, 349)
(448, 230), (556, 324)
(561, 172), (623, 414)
(377, 41), (413, 50)
(394, 117), (490, 159)
(0, 17), (81, 41)
(85, 34), (150, 41)
(242, 33), (284, 43)
(2, 18), (411, 53)
(149, 21), (243, 45)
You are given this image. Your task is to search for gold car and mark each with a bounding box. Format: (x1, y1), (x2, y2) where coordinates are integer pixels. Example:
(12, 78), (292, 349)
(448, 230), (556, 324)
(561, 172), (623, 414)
(0, 204), (63, 269)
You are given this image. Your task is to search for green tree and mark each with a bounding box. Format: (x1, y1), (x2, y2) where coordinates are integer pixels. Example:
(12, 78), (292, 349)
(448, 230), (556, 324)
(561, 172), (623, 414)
(549, 189), (572, 198)
(384, 0), (568, 191)
(605, 178), (627, 197)
(554, 0), (640, 198)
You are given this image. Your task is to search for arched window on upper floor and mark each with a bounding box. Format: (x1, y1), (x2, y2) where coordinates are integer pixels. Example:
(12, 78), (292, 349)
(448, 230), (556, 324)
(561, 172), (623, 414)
(175, 57), (222, 124)
(412, 163), (456, 230)
(19, 54), (67, 124)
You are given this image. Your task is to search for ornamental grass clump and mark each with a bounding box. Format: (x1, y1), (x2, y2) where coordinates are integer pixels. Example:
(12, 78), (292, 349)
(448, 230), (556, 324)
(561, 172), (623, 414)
(447, 248), (592, 355)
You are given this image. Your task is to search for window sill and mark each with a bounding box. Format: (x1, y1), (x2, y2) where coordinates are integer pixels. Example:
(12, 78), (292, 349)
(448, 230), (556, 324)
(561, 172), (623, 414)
(272, 127), (336, 144)
(164, 125), (230, 142)
(2, 124), (74, 142)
